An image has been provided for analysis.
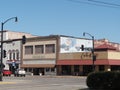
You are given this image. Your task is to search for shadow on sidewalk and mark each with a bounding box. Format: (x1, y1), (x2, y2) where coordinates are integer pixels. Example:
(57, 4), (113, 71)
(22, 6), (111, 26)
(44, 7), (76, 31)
(79, 88), (89, 90)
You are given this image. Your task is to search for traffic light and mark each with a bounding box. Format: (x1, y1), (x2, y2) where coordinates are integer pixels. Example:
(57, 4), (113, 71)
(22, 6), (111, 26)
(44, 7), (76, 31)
(93, 55), (96, 61)
(3, 50), (6, 58)
(0, 63), (5, 68)
(81, 44), (84, 51)
(22, 35), (26, 44)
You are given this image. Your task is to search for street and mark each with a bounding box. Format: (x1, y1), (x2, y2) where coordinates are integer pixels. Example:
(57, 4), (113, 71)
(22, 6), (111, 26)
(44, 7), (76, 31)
(0, 76), (88, 90)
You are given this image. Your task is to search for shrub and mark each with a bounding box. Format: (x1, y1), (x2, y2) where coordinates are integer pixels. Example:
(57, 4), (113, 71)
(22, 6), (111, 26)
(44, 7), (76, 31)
(86, 71), (120, 89)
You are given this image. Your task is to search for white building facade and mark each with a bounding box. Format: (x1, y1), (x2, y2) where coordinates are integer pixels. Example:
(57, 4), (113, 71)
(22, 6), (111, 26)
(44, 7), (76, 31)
(0, 30), (35, 73)
(3, 39), (21, 72)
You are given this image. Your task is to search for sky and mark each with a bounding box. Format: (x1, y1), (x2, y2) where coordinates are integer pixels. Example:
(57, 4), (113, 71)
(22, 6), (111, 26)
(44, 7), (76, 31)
(0, 0), (120, 43)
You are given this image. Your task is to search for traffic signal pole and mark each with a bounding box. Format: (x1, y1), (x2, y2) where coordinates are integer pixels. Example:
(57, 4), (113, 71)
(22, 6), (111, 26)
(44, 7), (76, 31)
(0, 23), (3, 81)
(92, 36), (95, 72)
(83, 32), (95, 72)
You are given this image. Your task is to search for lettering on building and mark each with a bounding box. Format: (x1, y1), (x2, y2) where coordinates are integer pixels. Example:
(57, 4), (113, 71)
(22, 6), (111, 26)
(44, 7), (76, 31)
(80, 52), (98, 60)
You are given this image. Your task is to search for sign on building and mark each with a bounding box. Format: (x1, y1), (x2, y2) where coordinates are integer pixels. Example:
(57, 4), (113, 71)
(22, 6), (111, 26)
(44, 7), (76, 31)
(60, 36), (92, 53)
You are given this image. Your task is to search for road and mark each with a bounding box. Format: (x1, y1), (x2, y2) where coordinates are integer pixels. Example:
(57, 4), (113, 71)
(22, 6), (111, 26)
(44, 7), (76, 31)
(0, 76), (88, 90)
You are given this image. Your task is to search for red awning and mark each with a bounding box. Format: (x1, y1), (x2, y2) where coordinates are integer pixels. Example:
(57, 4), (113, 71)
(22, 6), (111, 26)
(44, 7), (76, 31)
(57, 59), (120, 65)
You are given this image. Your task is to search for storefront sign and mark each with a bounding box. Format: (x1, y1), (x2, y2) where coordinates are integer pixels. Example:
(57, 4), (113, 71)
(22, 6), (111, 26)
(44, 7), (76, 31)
(80, 52), (98, 59)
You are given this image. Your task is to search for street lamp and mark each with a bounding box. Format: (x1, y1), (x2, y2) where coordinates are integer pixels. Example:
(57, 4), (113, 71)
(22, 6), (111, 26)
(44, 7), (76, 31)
(83, 32), (95, 72)
(0, 17), (18, 81)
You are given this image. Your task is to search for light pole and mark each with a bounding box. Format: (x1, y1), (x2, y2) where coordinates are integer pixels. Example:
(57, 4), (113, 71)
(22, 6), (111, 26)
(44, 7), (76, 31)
(83, 32), (95, 72)
(0, 17), (18, 81)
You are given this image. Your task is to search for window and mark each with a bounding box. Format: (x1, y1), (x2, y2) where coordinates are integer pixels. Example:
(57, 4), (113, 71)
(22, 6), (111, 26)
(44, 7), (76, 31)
(9, 50), (12, 60)
(74, 65), (79, 72)
(35, 45), (44, 54)
(99, 65), (105, 71)
(16, 50), (19, 60)
(45, 44), (55, 53)
(46, 68), (50, 72)
(51, 68), (55, 72)
(13, 52), (15, 60)
(25, 46), (33, 54)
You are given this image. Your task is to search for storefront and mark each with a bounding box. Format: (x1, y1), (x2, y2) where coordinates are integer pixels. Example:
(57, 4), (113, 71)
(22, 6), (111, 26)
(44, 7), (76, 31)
(57, 37), (120, 76)
(21, 36), (58, 76)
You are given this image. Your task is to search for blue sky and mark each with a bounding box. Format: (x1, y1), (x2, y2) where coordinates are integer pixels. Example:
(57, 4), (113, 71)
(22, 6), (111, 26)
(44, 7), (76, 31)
(0, 0), (120, 43)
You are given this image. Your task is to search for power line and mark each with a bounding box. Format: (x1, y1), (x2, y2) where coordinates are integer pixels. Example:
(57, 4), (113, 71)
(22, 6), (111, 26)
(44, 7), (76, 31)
(88, 0), (120, 7)
(68, 0), (120, 8)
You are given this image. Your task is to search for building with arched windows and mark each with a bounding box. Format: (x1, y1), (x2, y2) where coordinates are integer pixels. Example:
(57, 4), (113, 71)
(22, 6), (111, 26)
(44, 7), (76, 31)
(1, 30), (36, 73)
(4, 39), (21, 73)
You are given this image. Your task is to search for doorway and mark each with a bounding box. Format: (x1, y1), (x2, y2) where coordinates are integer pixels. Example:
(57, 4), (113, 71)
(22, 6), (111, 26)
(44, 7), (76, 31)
(62, 65), (71, 75)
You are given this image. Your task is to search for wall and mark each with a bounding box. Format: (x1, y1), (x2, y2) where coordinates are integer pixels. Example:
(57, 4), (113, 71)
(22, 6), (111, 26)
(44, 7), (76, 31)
(108, 51), (120, 60)
(59, 51), (108, 60)
(3, 40), (21, 69)
(22, 38), (57, 68)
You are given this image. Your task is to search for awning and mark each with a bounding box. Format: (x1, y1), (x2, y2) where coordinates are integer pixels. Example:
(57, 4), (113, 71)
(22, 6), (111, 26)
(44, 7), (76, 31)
(57, 59), (120, 65)
(6, 60), (21, 64)
(21, 64), (55, 68)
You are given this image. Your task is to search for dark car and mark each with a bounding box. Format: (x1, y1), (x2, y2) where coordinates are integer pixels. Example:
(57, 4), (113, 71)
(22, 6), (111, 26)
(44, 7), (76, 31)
(2, 69), (12, 76)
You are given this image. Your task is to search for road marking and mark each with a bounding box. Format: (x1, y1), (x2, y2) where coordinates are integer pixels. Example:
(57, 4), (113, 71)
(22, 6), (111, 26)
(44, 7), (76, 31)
(0, 82), (16, 84)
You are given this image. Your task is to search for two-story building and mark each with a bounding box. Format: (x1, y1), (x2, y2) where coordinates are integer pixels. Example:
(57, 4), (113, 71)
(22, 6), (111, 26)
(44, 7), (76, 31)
(21, 35), (58, 75)
(21, 35), (120, 76)
(21, 35), (92, 75)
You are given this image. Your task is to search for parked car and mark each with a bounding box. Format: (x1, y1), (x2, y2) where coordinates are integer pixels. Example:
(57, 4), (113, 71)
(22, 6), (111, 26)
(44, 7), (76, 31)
(14, 69), (26, 77)
(2, 69), (12, 76)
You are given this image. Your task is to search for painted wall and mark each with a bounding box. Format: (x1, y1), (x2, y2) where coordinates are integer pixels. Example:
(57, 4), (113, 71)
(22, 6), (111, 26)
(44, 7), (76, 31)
(60, 37), (92, 53)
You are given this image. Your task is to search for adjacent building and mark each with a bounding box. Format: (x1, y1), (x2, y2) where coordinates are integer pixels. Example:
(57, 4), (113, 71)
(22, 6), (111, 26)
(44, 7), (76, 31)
(1, 30), (36, 73)
(21, 35), (58, 75)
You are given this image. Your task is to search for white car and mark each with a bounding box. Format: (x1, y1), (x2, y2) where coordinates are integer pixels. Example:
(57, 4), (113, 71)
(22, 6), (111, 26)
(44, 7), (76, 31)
(14, 69), (26, 77)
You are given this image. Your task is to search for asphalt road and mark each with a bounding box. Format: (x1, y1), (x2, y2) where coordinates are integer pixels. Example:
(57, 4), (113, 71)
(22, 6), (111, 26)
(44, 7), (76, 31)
(0, 76), (88, 90)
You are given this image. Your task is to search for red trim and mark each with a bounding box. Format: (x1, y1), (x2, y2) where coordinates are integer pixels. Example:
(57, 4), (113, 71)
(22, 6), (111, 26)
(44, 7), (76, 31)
(108, 60), (120, 65)
(95, 43), (116, 50)
(57, 59), (120, 65)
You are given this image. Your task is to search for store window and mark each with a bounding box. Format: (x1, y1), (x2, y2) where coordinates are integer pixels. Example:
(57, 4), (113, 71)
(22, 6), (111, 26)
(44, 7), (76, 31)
(51, 68), (55, 72)
(45, 44), (55, 53)
(46, 68), (50, 72)
(25, 46), (33, 54)
(74, 65), (79, 72)
(99, 65), (105, 71)
(35, 45), (44, 54)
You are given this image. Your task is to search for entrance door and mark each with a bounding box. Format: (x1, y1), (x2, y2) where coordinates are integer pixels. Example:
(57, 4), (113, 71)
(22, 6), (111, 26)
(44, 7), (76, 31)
(9, 64), (19, 74)
(83, 65), (93, 75)
(33, 68), (39, 75)
(62, 65), (71, 75)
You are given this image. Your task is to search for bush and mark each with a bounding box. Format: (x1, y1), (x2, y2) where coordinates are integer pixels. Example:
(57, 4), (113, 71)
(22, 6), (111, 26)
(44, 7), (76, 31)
(86, 71), (120, 89)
